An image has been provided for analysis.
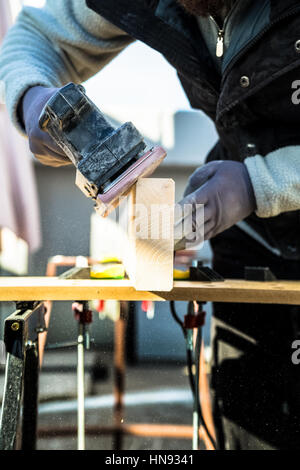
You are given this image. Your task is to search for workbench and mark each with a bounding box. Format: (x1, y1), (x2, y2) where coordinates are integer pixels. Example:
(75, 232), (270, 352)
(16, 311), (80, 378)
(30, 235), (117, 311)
(0, 276), (300, 451)
(0, 277), (299, 304)
(0, 277), (300, 305)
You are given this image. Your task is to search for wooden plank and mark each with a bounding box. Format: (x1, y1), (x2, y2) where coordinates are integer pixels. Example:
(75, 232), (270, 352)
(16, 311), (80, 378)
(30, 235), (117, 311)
(0, 278), (300, 304)
(126, 178), (175, 292)
(90, 178), (175, 291)
(59, 267), (90, 280)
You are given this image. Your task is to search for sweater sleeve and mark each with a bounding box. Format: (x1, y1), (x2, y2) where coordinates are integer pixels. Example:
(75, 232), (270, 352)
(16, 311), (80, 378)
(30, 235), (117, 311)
(0, 0), (134, 133)
(245, 146), (300, 218)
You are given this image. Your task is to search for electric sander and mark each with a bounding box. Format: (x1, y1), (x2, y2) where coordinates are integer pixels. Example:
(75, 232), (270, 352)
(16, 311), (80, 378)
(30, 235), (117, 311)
(39, 83), (166, 216)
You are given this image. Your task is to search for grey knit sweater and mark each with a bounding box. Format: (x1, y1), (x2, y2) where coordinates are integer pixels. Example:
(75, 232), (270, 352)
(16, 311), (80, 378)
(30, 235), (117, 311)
(0, 0), (300, 219)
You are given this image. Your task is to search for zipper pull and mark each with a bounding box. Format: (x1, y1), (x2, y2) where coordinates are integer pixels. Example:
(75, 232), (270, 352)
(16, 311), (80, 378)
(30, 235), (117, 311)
(216, 30), (224, 58)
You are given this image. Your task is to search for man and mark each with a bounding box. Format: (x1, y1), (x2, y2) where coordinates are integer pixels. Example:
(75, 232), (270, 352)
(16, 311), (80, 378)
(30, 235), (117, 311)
(1, 0), (300, 450)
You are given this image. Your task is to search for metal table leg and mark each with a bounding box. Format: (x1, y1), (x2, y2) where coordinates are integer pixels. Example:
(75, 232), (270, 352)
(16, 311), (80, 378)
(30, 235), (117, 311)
(73, 301), (93, 451)
(0, 302), (46, 450)
(22, 342), (39, 450)
(113, 301), (129, 451)
(0, 352), (24, 450)
(77, 323), (86, 450)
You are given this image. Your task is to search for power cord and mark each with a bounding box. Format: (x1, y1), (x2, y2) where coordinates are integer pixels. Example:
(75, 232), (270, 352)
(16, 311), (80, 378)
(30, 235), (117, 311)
(170, 301), (217, 450)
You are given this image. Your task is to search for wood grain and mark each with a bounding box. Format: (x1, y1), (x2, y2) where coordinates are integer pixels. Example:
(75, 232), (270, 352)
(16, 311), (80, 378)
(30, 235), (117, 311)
(126, 178), (175, 292)
(0, 278), (300, 304)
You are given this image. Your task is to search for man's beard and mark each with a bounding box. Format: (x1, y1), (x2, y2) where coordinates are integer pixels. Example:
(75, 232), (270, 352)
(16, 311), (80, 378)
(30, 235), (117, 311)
(177, 0), (228, 17)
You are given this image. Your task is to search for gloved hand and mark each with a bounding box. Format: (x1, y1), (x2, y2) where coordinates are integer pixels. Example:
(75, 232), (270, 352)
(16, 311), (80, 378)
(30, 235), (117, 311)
(22, 86), (71, 166)
(175, 160), (257, 248)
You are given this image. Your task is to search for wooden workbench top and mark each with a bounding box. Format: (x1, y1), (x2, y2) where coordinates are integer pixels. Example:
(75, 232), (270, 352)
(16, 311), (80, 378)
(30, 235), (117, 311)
(0, 277), (300, 304)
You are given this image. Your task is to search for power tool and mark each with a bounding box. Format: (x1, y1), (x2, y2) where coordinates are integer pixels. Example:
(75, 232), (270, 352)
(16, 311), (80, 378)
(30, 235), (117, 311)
(39, 83), (166, 216)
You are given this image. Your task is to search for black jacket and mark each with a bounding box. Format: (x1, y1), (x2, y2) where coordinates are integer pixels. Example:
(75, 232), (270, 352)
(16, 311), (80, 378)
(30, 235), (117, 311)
(87, 0), (300, 260)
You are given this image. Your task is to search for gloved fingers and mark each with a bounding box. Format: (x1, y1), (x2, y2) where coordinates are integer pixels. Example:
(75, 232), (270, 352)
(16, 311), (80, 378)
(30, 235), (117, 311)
(203, 202), (214, 226)
(31, 144), (70, 165)
(180, 185), (209, 211)
(43, 140), (70, 162)
(33, 134), (71, 166)
(204, 214), (235, 240)
(174, 203), (216, 250)
(22, 85), (70, 166)
(180, 178), (215, 221)
(175, 199), (206, 238)
(174, 219), (205, 250)
(34, 150), (71, 167)
(28, 126), (65, 155)
(203, 219), (217, 241)
(29, 129), (71, 166)
(175, 191), (212, 251)
(43, 147), (70, 162)
(174, 204), (207, 250)
(41, 132), (65, 154)
(183, 160), (223, 197)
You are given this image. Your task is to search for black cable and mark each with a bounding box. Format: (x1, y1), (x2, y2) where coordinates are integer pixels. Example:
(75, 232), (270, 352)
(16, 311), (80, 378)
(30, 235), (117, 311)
(169, 301), (217, 450)
(170, 301), (186, 336)
(170, 301), (195, 392)
(194, 325), (201, 449)
(195, 324), (217, 450)
(186, 340), (196, 399)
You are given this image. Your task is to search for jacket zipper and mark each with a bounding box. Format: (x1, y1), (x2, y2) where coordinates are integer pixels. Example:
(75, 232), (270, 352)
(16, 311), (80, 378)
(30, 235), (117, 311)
(222, 5), (300, 81)
(209, 15), (225, 57)
(217, 4), (300, 118)
(210, 0), (242, 58)
(216, 29), (225, 57)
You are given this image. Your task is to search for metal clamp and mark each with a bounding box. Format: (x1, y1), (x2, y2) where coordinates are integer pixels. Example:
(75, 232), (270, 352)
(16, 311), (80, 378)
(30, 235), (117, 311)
(0, 301), (46, 450)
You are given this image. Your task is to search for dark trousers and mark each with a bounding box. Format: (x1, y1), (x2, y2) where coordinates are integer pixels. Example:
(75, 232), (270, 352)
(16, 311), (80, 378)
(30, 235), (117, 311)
(210, 226), (300, 450)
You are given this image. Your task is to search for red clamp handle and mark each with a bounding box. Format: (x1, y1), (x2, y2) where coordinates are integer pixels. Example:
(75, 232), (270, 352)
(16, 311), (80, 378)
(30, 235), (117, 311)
(72, 302), (93, 324)
(184, 311), (206, 329)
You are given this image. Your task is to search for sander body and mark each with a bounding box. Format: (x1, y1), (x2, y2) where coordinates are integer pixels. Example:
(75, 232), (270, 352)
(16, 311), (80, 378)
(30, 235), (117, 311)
(39, 83), (166, 216)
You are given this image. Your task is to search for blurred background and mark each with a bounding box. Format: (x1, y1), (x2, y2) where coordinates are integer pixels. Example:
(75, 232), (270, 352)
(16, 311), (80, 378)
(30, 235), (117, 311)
(0, 0), (218, 450)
